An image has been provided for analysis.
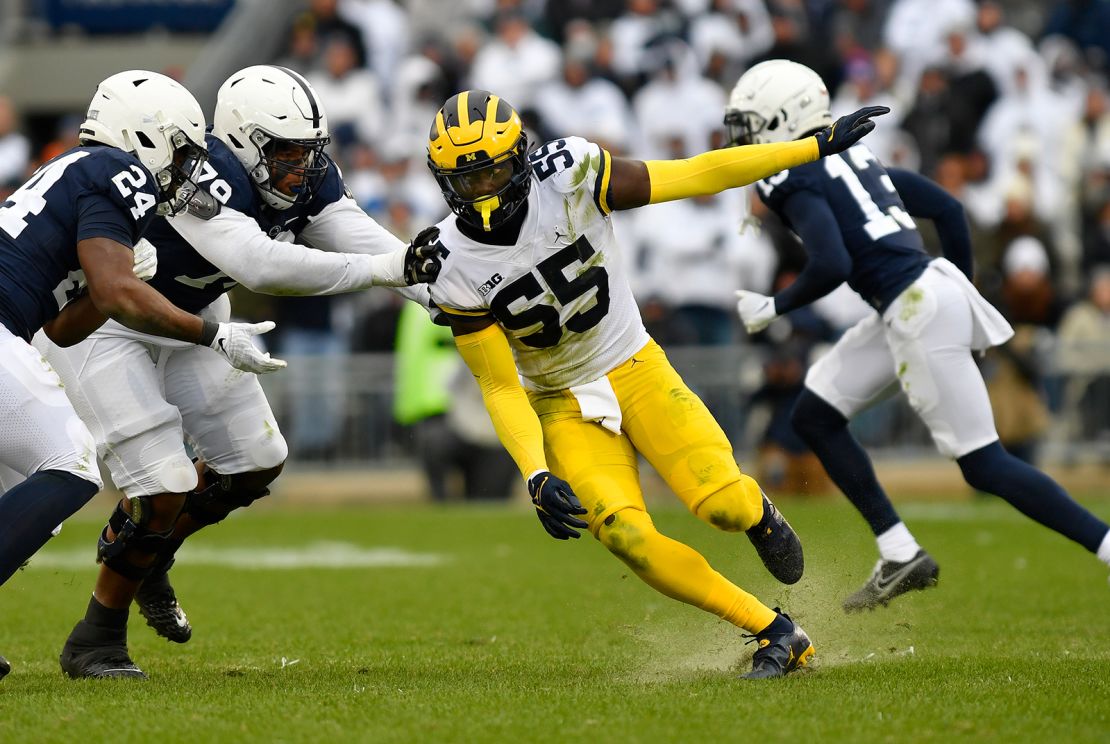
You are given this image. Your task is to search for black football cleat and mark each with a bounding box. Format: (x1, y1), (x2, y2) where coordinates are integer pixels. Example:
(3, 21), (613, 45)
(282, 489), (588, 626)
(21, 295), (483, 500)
(742, 610), (815, 679)
(60, 621), (146, 679)
(842, 550), (940, 612)
(0, 654), (10, 680)
(746, 493), (804, 584)
(136, 564), (192, 644)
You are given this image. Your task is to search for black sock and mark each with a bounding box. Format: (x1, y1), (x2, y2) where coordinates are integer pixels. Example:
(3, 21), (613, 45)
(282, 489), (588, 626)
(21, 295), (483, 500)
(760, 612), (794, 636)
(958, 441), (1109, 553)
(84, 595), (128, 630)
(0, 470), (98, 585)
(791, 389), (901, 536)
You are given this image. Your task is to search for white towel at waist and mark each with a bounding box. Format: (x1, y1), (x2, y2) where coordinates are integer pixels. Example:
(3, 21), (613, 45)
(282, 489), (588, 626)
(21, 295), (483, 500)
(569, 376), (623, 434)
(931, 257), (1014, 350)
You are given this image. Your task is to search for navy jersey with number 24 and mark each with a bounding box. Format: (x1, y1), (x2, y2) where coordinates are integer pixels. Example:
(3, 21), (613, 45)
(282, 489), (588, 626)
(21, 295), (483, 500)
(0, 146), (159, 340)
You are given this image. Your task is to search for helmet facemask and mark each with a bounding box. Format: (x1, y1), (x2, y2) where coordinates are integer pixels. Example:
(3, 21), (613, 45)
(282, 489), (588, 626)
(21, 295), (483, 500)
(247, 128), (331, 209)
(724, 109), (770, 147)
(430, 132), (530, 232)
(155, 129), (208, 216)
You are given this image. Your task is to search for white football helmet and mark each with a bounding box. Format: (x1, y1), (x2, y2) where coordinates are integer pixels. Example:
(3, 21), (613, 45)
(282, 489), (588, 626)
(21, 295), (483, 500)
(79, 70), (207, 216)
(213, 65), (331, 210)
(725, 60), (832, 147)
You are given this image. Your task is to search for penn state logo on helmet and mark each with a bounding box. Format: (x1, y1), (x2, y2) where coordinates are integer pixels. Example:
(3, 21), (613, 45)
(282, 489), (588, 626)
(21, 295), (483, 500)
(426, 90), (531, 232)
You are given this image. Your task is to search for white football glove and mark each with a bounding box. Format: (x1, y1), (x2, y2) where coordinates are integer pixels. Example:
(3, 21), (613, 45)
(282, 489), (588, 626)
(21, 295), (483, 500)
(207, 321), (287, 374)
(735, 290), (778, 334)
(132, 238), (158, 281)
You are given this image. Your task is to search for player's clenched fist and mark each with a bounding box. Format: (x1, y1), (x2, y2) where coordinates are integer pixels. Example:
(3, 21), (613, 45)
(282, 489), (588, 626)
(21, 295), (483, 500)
(527, 470), (589, 540)
(404, 226), (443, 285)
(735, 290), (778, 334)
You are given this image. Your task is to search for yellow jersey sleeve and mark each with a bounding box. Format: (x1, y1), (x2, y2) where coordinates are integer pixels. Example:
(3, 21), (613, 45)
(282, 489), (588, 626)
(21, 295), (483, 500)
(644, 138), (819, 204)
(453, 323), (547, 479)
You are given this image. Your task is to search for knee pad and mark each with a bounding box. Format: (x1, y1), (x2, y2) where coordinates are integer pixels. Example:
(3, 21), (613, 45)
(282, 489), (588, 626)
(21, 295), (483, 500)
(181, 468), (276, 526)
(97, 497), (177, 581)
(693, 474), (763, 532)
(597, 508), (656, 572)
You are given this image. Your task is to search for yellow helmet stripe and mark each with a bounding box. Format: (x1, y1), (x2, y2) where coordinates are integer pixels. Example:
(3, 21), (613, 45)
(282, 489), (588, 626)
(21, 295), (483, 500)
(457, 90), (471, 130)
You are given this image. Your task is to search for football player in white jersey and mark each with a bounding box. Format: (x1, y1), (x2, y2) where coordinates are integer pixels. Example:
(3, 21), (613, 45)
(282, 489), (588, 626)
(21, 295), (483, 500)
(34, 66), (441, 679)
(424, 89), (887, 678)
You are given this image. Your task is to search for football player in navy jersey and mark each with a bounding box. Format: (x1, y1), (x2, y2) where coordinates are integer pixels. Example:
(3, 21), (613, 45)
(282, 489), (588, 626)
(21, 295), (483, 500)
(37, 65), (441, 679)
(727, 60), (1110, 611)
(0, 69), (288, 681)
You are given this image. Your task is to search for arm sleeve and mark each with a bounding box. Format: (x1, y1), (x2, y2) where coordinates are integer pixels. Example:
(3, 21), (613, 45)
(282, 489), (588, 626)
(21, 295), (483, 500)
(888, 168), (973, 279)
(453, 323), (548, 479)
(644, 138), (819, 204)
(774, 191), (854, 314)
(167, 207), (399, 295)
(298, 197), (435, 307)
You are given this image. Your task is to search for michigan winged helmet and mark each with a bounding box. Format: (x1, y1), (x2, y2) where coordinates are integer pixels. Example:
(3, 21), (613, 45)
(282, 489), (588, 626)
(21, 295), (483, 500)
(427, 90), (531, 231)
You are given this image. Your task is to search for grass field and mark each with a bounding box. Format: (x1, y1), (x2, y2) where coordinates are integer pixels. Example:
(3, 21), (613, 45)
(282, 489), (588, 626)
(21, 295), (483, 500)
(2, 493), (1109, 743)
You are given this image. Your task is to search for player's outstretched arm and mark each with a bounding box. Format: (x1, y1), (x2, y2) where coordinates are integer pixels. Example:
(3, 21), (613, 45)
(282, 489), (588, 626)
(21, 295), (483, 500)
(449, 316), (587, 539)
(79, 237), (285, 374)
(605, 106), (890, 210)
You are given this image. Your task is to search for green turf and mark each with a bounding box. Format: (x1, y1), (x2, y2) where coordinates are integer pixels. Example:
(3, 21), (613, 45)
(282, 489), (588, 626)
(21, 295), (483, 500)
(2, 495), (1109, 743)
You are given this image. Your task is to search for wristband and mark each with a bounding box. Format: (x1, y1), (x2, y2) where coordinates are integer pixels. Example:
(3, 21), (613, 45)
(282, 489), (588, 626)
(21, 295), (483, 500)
(199, 319), (220, 347)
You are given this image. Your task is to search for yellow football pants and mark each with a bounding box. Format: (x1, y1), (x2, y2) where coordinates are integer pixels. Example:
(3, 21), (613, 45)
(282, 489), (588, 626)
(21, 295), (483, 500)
(528, 340), (776, 633)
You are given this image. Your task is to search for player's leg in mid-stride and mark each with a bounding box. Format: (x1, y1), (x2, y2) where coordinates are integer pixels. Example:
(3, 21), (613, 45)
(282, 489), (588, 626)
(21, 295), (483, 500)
(792, 312), (939, 611)
(531, 341), (813, 679)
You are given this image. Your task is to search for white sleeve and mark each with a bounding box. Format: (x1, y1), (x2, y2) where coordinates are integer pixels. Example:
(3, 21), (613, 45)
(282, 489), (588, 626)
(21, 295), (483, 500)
(298, 196), (436, 309)
(167, 206), (409, 295)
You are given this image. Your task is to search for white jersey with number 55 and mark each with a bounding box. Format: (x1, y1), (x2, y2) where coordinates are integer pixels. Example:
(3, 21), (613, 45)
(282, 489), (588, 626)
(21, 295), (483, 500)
(429, 137), (649, 391)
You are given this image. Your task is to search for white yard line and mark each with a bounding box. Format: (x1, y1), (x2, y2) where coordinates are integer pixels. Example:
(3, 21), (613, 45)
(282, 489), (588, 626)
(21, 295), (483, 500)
(24, 541), (449, 570)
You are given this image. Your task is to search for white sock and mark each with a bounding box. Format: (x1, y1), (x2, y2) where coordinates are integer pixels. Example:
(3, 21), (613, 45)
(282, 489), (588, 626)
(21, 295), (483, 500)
(1097, 531), (1110, 567)
(876, 522), (921, 563)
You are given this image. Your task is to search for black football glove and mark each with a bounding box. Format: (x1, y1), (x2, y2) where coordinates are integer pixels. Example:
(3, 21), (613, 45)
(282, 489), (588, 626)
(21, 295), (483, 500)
(403, 226), (443, 285)
(527, 471), (589, 540)
(815, 105), (891, 157)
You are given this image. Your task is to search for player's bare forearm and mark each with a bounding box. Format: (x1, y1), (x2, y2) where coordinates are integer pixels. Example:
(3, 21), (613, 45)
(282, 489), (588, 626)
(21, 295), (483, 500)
(78, 237), (205, 344)
(42, 292), (107, 347)
(607, 139), (819, 210)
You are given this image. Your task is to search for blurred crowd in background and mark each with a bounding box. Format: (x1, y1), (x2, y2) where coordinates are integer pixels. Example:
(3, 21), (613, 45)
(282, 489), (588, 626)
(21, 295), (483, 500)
(1, 0), (1108, 495)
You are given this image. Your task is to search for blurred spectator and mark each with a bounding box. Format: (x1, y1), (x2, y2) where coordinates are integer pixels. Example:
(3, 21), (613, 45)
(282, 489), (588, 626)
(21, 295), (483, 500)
(882, 0), (976, 87)
(975, 0), (1038, 97)
(534, 48), (635, 152)
(985, 325), (1051, 465)
(1055, 266), (1110, 453)
(831, 0), (892, 60)
(749, 2), (843, 95)
(0, 96), (30, 188)
(307, 35), (385, 149)
(393, 302), (516, 501)
(288, 0), (367, 69)
(608, 0), (685, 92)
(338, 0), (410, 101)
(467, 9), (561, 111)
(632, 40), (726, 159)
(688, 0), (774, 85)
